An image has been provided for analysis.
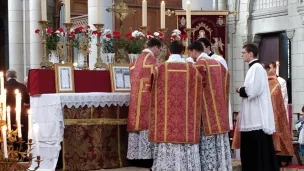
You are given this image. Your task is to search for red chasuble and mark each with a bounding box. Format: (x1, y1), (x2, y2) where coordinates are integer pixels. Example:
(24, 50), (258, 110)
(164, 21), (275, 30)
(127, 52), (156, 132)
(149, 62), (203, 144)
(195, 58), (230, 136)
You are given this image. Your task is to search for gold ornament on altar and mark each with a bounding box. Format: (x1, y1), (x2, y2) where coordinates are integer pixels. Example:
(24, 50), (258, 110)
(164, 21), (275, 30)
(106, 0), (136, 21)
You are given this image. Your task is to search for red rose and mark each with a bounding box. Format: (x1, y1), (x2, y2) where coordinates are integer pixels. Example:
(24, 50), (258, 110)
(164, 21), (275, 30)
(171, 35), (177, 39)
(130, 36), (135, 40)
(147, 35), (152, 40)
(124, 32), (132, 38)
(147, 31), (152, 35)
(46, 28), (53, 34)
(106, 34), (112, 38)
(70, 32), (75, 40)
(92, 31), (98, 35)
(75, 26), (83, 32)
(97, 32), (102, 37)
(35, 29), (40, 34)
(113, 30), (120, 38)
(159, 32), (163, 37)
(58, 27), (64, 32)
(87, 25), (90, 29)
(180, 34), (187, 39)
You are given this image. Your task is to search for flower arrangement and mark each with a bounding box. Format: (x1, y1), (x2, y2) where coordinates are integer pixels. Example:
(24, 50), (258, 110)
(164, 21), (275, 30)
(35, 27), (65, 50)
(171, 29), (187, 41)
(101, 29), (129, 53)
(126, 30), (146, 54)
(70, 26), (95, 54)
(146, 31), (165, 41)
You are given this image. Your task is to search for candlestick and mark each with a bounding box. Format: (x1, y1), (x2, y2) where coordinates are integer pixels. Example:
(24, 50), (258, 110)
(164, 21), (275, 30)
(2, 126), (8, 159)
(186, 0), (191, 28)
(142, 0), (147, 26)
(65, 23), (73, 64)
(65, 0), (71, 23)
(28, 109), (32, 140)
(7, 106), (11, 133)
(39, 20), (53, 68)
(2, 89), (6, 121)
(41, 0), (47, 21)
(0, 72), (4, 95)
(161, 1), (165, 28)
(276, 61), (279, 76)
(33, 124), (40, 156)
(96, 0), (101, 24)
(94, 24), (108, 70)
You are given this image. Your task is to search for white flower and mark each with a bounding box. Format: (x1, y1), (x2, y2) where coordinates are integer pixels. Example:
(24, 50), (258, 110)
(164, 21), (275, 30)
(172, 29), (181, 35)
(103, 29), (112, 35)
(70, 29), (74, 32)
(154, 32), (160, 37)
(147, 35), (154, 39)
(136, 32), (145, 37)
(132, 30), (139, 37)
(55, 30), (60, 34)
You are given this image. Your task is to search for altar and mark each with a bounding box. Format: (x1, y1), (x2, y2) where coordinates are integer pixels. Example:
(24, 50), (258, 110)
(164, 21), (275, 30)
(29, 92), (130, 170)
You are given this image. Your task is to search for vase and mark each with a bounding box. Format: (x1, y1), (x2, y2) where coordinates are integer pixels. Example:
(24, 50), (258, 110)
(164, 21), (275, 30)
(129, 54), (139, 64)
(77, 52), (85, 68)
(48, 50), (59, 64)
(104, 53), (115, 64)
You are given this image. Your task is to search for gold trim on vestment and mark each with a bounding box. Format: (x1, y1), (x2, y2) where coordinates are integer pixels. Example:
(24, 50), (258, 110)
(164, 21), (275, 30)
(135, 78), (149, 130)
(186, 63), (189, 142)
(202, 91), (211, 133)
(154, 67), (158, 141)
(224, 71), (228, 103)
(64, 118), (127, 125)
(194, 68), (198, 141)
(271, 83), (280, 95)
(167, 70), (187, 72)
(206, 60), (222, 132)
(164, 63), (168, 141)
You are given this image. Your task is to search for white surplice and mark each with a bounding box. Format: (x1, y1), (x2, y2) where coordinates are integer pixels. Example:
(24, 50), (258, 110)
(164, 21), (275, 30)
(239, 60), (276, 135)
(278, 76), (289, 122)
(152, 54), (201, 171)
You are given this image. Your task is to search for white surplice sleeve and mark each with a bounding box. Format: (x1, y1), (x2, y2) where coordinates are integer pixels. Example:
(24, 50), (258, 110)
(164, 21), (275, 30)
(244, 65), (266, 100)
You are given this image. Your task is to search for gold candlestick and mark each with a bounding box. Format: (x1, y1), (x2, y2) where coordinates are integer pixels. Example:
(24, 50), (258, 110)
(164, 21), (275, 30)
(184, 28), (193, 56)
(39, 21), (53, 69)
(64, 23), (73, 64)
(157, 28), (168, 34)
(94, 24), (108, 70)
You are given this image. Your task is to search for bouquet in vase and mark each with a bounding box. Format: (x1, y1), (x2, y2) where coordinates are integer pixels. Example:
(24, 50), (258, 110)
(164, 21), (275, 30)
(35, 27), (65, 51)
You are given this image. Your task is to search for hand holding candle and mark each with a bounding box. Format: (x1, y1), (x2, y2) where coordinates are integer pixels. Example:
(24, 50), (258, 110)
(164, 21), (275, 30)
(33, 124), (40, 156)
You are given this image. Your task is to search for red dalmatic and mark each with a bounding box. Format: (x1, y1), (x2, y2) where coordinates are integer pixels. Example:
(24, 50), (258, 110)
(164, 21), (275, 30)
(127, 52), (156, 131)
(195, 58), (230, 136)
(149, 62), (203, 144)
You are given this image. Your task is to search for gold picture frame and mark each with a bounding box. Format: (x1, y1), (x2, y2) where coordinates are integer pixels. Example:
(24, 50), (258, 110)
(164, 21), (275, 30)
(54, 63), (75, 93)
(110, 64), (131, 92)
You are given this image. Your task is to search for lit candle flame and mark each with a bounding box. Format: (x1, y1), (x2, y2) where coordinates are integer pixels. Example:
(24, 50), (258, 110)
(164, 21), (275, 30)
(28, 109), (31, 115)
(14, 89), (19, 94)
(7, 106), (10, 112)
(0, 72), (3, 77)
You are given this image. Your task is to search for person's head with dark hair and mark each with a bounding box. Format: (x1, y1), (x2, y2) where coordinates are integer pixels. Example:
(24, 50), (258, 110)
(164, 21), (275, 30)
(269, 61), (277, 70)
(147, 38), (162, 57)
(241, 43), (259, 63)
(198, 37), (212, 53)
(263, 63), (271, 72)
(169, 40), (184, 55)
(189, 41), (204, 61)
(6, 69), (17, 81)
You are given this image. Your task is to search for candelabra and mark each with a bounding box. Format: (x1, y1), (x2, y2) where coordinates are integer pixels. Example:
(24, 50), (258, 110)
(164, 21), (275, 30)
(64, 23), (73, 64)
(39, 21), (53, 69)
(0, 126), (41, 170)
(94, 24), (108, 70)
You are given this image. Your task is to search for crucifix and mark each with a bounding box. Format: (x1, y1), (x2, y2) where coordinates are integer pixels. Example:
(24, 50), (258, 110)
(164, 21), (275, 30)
(106, 0), (136, 34)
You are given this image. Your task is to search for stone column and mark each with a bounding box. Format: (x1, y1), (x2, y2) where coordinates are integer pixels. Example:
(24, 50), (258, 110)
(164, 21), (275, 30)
(88, 0), (113, 69)
(218, 0), (226, 10)
(8, 0), (24, 82)
(213, 0), (218, 10)
(29, 0), (42, 70)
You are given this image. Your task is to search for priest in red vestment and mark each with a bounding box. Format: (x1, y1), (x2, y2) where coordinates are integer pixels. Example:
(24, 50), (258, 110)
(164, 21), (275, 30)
(149, 40), (203, 171)
(127, 38), (162, 166)
(189, 41), (232, 171)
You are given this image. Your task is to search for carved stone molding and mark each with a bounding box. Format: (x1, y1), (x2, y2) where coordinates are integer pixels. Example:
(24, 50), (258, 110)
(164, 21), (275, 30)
(71, 15), (88, 29)
(251, 6), (288, 20)
(297, 3), (304, 24)
(286, 29), (295, 40)
(241, 34), (261, 46)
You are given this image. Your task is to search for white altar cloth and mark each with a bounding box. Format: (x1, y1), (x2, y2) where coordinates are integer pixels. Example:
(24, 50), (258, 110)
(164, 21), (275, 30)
(29, 92), (130, 170)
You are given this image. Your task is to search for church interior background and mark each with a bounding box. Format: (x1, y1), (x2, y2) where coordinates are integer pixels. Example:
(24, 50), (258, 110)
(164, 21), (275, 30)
(1, 0), (304, 170)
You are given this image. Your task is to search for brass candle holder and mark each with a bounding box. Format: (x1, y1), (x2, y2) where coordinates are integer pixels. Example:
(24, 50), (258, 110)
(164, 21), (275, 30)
(184, 28), (193, 56)
(0, 126), (42, 170)
(157, 28), (168, 34)
(94, 24), (108, 70)
(64, 23), (73, 64)
(39, 21), (53, 69)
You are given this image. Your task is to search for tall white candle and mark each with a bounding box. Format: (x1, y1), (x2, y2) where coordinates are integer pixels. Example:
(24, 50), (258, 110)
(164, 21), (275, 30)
(41, 0), (47, 21)
(0, 72), (4, 95)
(28, 110), (32, 139)
(2, 126), (8, 159)
(96, 0), (101, 24)
(65, 0), (71, 23)
(276, 61), (279, 76)
(161, 1), (165, 28)
(33, 124), (40, 156)
(2, 89), (6, 121)
(7, 106), (11, 133)
(186, 0), (191, 28)
(142, 0), (147, 26)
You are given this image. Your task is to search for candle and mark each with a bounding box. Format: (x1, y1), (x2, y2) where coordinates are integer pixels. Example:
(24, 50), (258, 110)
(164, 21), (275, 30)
(142, 0), (147, 26)
(0, 72), (4, 95)
(2, 89), (6, 121)
(33, 124), (40, 156)
(7, 106), (11, 133)
(15, 89), (22, 138)
(65, 0), (71, 23)
(28, 110), (32, 139)
(41, 0), (47, 21)
(96, 0), (101, 24)
(161, 1), (165, 28)
(186, 0), (191, 28)
(2, 126), (8, 159)
(276, 61), (279, 76)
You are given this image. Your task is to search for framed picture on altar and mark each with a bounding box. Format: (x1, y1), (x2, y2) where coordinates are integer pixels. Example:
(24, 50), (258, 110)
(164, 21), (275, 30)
(54, 63), (75, 93)
(110, 65), (131, 92)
